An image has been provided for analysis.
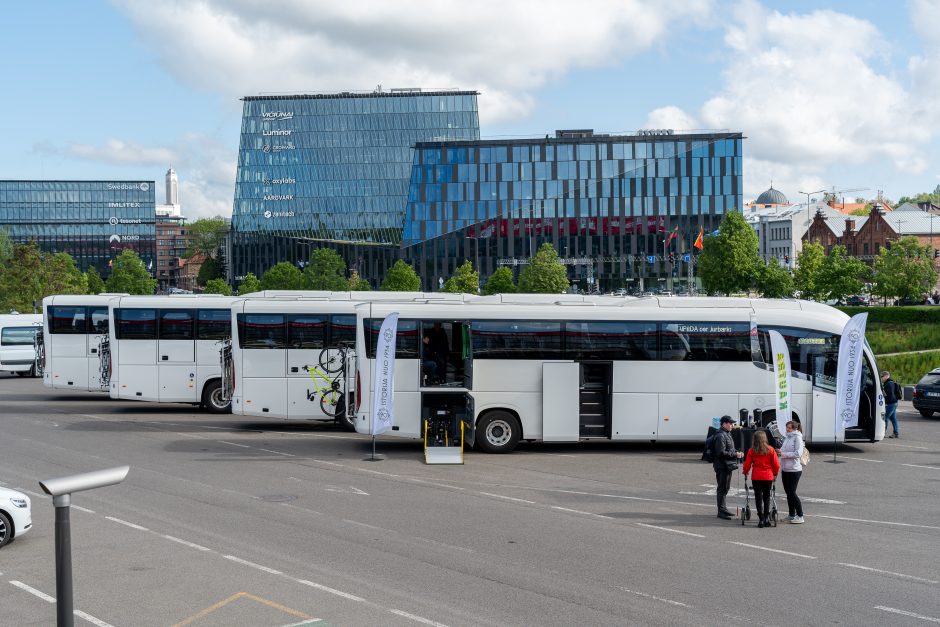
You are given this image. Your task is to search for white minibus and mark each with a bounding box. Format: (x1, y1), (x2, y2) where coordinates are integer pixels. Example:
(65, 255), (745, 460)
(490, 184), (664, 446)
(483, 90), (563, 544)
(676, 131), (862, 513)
(352, 297), (885, 453)
(0, 314), (43, 376)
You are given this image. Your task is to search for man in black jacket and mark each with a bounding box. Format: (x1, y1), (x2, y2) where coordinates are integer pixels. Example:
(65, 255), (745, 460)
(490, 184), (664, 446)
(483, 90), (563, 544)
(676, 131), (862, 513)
(712, 415), (744, 519)
(881, 370), (901, 438)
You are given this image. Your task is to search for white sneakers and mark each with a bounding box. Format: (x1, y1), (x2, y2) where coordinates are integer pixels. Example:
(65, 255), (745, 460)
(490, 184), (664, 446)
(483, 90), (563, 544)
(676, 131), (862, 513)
(787, 515), (805, 524)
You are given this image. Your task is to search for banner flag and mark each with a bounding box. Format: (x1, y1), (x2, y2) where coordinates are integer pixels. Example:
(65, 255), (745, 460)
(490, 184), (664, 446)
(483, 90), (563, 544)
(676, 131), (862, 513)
(370, 312), (399, 436)
(768, 330), (792, 432)
(835, 313), (868, 430)
(665, 225), (679, 246)
(693, 226), (704, 250)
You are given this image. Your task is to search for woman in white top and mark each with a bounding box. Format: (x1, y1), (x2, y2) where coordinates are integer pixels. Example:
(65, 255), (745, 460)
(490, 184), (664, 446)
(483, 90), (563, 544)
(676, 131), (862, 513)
(777, 420), (805, 523)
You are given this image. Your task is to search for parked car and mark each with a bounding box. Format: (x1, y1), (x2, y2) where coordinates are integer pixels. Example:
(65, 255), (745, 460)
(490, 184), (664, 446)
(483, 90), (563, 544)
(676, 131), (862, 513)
(0, 485), (32, 548)
(845, 295), (868, 306)
(912, 368), (940, 418)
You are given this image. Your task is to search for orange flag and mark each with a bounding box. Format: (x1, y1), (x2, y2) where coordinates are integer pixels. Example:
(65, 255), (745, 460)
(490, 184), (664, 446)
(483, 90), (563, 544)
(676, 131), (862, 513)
(693, 225), (704, 250)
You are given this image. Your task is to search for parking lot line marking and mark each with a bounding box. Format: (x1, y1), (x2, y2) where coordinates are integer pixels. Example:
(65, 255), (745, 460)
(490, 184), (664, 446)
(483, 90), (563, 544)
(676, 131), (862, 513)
(551, 488), (712, 508)
(845, 457), (884, 463)
(636, 523), (706, 538)
(281, 620), (324, 626)
(223, 555), (282, 574)
(618, 587), (690, 608)
(551, 506), (613, 519)
(839, 563), (938, 584)
(218, 441), (251, 448)
(881, 443), (929, 450)
(74, 609), (115, 627)
(875, 606), (940, 623)
(72, 505), (96, 514)
(163, 535), (212, 552)
(343, 519), (386, 531)
(902, 463), (940, 471)
(478, 491), (536, 504)
(15, 488), (44, 498)
(815, 515), (940, 530)
(105, 516), (149, 531)
(259, 448), (295, 456)
(295, 579), (365, 602)
(727, 542), (817, 559)
(388, 608), (451, 626)
(10, 580), (55, 602)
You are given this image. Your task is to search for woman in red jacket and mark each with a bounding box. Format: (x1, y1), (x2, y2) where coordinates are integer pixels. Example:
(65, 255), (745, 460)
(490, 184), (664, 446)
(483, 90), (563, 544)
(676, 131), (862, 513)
(743, 430), (780, 528)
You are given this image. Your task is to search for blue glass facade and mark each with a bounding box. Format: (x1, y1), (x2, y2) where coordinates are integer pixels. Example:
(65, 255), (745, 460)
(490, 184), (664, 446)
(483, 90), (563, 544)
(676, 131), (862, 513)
(401, 131), (743, 291)
(0, 180), (156, 275)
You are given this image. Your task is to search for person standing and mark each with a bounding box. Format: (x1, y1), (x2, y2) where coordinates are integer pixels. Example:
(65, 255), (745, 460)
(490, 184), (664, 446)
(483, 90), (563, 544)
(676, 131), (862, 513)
(712, 415), (744, 520)
(743, 430), (780, 528)
(777, 420), (805, 524)
(881, 370), (901, 438)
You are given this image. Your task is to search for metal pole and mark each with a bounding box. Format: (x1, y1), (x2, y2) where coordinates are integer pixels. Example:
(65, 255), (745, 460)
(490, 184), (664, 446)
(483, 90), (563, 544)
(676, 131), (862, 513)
(53, 495), (74, 627)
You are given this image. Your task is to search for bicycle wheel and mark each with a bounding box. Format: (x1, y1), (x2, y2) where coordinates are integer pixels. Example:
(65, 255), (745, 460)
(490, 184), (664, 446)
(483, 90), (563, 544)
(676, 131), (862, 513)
(319, 348), (345, 374)
(319, 388), (343, 417)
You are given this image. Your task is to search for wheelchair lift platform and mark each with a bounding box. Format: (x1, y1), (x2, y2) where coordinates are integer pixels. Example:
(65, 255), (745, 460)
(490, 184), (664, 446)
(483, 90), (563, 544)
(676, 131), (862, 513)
(424, 418), (465, 464)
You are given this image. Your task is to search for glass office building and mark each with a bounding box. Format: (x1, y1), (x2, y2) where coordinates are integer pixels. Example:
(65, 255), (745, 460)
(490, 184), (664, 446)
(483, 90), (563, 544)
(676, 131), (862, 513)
(231, 90), (480, 280)
(0, 180), (156, 275)
(402, 130), (743, 292)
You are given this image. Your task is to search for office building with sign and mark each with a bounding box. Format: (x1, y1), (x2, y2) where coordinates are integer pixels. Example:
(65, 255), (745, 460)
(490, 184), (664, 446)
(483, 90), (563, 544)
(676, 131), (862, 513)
(230, 89), (481, 281)
(0, 180), (156, 275)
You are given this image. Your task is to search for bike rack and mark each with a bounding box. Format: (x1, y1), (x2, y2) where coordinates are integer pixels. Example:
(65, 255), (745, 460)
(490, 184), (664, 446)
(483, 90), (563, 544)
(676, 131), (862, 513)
(97, 337), (111, 390)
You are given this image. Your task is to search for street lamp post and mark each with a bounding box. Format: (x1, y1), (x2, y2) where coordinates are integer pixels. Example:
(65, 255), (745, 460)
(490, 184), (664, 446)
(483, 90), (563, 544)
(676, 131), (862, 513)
(799, 189), (827, 232)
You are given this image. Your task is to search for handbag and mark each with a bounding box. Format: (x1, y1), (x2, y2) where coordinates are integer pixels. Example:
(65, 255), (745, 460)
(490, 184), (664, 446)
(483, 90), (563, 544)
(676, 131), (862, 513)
(800, 447), (810, 466)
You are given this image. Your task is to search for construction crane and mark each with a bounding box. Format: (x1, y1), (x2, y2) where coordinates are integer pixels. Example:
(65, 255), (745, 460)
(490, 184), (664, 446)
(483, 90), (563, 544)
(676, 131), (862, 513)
(823, 186), (870, 209)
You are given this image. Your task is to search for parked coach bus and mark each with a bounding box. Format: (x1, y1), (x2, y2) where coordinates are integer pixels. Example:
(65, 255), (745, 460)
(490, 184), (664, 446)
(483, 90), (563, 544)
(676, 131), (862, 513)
(0, 314), (43, 377)
(42, 294), (126, 391)
(228, 292), (475, 428)
(107, 295), (240, 412)
(352, 297), (885, 453)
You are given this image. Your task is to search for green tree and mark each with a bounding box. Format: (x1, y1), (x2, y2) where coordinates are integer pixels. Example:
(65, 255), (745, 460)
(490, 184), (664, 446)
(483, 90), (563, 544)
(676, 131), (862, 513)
(755, 258), (794, 298)
(697, 211), (760, 295)
(818, 245), (867, 302)
(303, 248), (348, 290)
(440, 261), (479, 294)
(872, 236), (938, 302)
(42, 252), (87, 297)
(184, 217), (228, 260)
(85, 266), (106, 295)
(203, 278), (232, 295)
(380, 260), (421, 291)
(260, 262), (304, 290)
(348, 270), (371, 291)
(236, 272), (262, 295)
(197, 256), (220, 286)
(897, 185), (940, 206)
(793, 242), (825, 301)
(517, 243), (569, 293)
(482, 266), (517, 295)
(0, 243), (44, 312)
(105, 250), (157, 295)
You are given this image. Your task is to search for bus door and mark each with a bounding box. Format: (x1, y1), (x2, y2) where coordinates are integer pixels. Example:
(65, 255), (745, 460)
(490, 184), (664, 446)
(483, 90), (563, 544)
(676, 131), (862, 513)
(238, 313), (287, 417)
(286, 313), (328, 419)
(158, 309), (196, 402)
(87, 306), (109, 390)
(195, 308), (232, 393)
(542, 362), (580, 441)
(808, 354), (838, 443)
(115, 308), (158, 400)
(845, 352), (878, 442)
(48, 305), (89, 388)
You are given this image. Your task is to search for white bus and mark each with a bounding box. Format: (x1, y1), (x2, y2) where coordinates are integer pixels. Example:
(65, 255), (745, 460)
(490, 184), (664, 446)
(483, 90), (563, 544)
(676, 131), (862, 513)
(352, 297), (885, 453)
(107, 295), (240, 412)
(229, 292), (474, 428)
(41, 294), (126, 391)
(0, 314), (43, 377)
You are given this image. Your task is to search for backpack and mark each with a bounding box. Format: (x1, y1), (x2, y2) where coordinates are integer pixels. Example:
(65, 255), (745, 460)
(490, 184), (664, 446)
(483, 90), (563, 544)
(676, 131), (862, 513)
(702, 433), (717, 463)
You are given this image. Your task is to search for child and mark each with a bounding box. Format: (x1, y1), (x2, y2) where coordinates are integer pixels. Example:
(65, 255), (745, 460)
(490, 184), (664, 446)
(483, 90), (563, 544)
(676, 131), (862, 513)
(743, 430), (780, 528)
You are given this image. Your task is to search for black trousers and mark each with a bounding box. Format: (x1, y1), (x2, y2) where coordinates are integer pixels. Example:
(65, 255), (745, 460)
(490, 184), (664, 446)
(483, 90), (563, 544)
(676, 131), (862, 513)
(715, 467), (733, 513)
(752, 479), (772, 519)
(781, 471), (803, 517)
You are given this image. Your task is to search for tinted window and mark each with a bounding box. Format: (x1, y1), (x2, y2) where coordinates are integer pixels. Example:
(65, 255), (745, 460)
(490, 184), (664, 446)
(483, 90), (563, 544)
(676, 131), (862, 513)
(49, 306), (87, 334)
(365, 318), (419, 358)
(197, 309), (231, 341)
(758, 326), (839, 377)
(89, 307), (109, 334)
(116, 309), (157, 340)
(918, 373), (940, 386)
(660, 322), (751, 362)
(565, 321), (657, 360)
(471, 320), (563, 359)
(1, 326), (39, 346)
(159, 310), (195, 340)
(237, 314), (286, 349)
(288, 315), (326, 349)
(330, 315), (356, 347)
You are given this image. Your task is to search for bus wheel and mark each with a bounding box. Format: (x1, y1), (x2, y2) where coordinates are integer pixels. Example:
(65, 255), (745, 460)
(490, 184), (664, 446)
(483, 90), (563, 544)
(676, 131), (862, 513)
(476, 411), (521, 454)
(202, 380), (230, 414)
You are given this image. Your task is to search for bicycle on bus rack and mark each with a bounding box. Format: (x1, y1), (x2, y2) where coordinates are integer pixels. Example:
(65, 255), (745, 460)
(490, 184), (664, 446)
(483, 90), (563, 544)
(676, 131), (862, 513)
(304, 345), (351, 419)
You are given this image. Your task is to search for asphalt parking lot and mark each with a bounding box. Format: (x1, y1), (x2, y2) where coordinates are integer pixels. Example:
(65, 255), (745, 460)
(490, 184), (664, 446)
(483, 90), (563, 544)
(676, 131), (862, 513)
(2, 373), (939, 626)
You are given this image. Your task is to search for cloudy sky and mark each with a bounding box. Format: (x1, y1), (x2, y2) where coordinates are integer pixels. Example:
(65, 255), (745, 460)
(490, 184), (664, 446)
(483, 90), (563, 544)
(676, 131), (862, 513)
(3, 0), (940, 219)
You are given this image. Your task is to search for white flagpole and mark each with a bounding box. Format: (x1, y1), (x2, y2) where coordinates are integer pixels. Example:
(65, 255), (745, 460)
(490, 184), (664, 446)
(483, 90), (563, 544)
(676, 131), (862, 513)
(830, 313), (868, 464)
(368, 312), (399, 460)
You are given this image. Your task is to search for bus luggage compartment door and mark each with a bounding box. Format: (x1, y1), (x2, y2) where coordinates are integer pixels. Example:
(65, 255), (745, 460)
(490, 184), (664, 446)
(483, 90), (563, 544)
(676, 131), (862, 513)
(542, 362), (580, 442)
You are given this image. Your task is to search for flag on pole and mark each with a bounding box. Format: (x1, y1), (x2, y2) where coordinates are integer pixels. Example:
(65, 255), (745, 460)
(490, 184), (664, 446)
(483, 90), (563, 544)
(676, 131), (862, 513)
(768, 330), (792, 428)
(665, 225), (679, 246)
(370, 312), (399, 436)
(693, 225), (704, 250)
(836, 313), (868, 430)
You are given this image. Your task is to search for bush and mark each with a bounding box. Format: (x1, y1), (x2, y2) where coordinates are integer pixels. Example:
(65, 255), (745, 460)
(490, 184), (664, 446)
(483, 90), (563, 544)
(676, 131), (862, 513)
(866, 323), (940, 355)
(876, 350), (940, 386)
(837, 306), (940, 323)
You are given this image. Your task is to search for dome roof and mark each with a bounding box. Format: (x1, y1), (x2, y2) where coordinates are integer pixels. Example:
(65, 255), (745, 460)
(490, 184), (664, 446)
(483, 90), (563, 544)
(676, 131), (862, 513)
(755, 186), (788, 205)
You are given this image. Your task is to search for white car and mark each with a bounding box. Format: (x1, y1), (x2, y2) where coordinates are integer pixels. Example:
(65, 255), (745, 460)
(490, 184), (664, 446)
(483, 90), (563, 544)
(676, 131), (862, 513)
(0, 486), (32, 548)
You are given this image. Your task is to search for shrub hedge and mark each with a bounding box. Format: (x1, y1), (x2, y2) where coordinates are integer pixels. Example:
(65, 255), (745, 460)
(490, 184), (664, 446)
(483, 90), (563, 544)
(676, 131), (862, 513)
(837, 306), (940, 323)
(876, 350), (940, 386)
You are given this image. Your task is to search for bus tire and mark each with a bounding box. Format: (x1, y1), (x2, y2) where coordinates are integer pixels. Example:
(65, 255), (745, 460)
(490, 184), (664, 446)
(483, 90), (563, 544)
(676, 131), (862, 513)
(475, 411), (521, 454)
(202, 380), (230, 414)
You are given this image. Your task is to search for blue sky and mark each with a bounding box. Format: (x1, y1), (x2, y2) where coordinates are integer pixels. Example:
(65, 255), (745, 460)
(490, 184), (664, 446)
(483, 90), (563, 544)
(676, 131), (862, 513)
(3, 0), (939, 219)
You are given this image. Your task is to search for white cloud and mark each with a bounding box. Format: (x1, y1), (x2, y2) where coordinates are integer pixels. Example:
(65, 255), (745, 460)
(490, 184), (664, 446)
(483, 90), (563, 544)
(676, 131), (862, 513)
(643, 106), (699, 132)
(744, 158), (827, 205)
(113, 0), (712, 123)
(70, 139), (177, 166)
